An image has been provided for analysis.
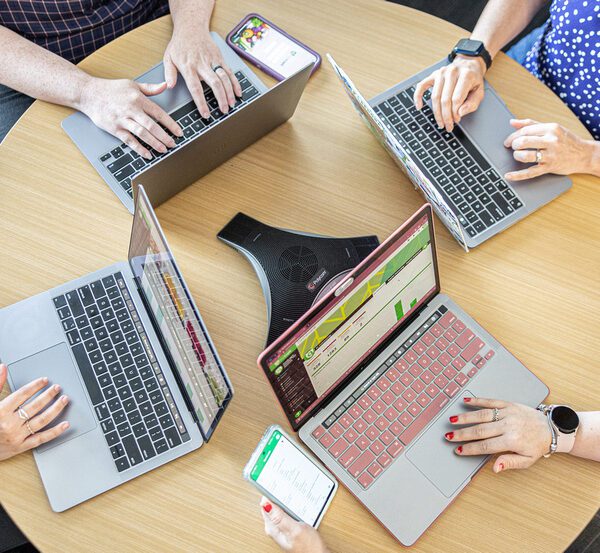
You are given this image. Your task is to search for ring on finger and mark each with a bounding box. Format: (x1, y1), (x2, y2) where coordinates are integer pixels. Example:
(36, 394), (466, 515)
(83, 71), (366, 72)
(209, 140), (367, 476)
(18, 406), (30, 421)
(535, 149), (544, 164)
(491, 408), (500, 422)
(25, 420), (35, 436)
(211, 63), (225, 74)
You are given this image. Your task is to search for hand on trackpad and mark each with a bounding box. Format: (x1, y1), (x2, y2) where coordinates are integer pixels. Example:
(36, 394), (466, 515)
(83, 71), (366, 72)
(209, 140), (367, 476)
(405, 391), (488, 498)
(8, 343), (97, 453)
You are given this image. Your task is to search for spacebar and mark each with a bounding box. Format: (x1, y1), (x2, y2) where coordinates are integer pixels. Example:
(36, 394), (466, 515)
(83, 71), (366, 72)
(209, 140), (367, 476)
(71, 343), (103, 406)
(399, 395), (450, 446)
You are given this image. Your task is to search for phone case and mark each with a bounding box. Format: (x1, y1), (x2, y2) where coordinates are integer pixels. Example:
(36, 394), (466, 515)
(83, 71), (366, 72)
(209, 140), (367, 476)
(243, 425), (337, 528)
(226, 13), (322, 81)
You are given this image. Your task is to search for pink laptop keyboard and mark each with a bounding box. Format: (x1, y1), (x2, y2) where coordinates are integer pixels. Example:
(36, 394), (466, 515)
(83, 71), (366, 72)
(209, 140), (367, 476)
(311, 306), (496, 490)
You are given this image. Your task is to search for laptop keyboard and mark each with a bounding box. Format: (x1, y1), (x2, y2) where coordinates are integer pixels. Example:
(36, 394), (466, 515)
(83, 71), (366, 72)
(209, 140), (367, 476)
(53, 272), (190, 473)
(311, 305), (496, 490)
(98, 70), (260, 199)
(373, 86), (524, 239)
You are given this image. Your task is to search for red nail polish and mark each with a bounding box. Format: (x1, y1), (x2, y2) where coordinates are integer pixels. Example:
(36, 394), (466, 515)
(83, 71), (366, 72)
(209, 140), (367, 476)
(445, 432), (454, 440)
(457, 446), (463, 454)
(499, 462), (505, 471)
(449, 415), (458, 423)
(463, 397), (471, 403)
(263, 503), (272, 514)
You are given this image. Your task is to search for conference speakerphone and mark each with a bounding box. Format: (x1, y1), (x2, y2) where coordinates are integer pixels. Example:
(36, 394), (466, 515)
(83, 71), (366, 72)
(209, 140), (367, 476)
(218, 213), (380, 345)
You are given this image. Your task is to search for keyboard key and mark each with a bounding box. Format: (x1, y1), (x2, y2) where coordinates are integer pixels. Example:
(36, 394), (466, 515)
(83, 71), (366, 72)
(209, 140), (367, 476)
(444, 382), (460, 398)
(358, 471), (374, 489)
(387, 440), (404, 458)
(329, 438), (349, 458)
(164, 426), (182, 448)
(329, 422), (344, 439)
(349, 450), (375, 478)
(399, 394), (449, 446)
(339, 445), (360, 468)
(72, 343), (103, 405)
(369, 440), (385, 456)
(461, 338), (485, 361)
(122, 434), (143, 466)
(319, 433), (334, 448)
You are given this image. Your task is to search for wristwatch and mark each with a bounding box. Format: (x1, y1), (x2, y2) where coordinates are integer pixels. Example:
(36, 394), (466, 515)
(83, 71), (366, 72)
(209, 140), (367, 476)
(537, 404), (580, 456)
(448, 38), (492, 70)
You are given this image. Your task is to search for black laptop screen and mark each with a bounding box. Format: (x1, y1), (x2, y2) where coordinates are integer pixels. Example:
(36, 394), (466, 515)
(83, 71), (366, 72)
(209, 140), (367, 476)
(264, 211), (437, 429)
(128, 189), (232, 439)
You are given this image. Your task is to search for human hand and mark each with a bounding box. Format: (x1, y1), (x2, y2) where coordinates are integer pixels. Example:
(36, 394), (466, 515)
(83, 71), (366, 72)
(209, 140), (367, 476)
(163, 27), (241, 119)
(413, 56), (487, 132)
(79, 77), (182, 160)
(504, 119), (597, 180)
(445, 397), (551, 472)
(0, 364), (70, 461)
(260, 497), (329, 553)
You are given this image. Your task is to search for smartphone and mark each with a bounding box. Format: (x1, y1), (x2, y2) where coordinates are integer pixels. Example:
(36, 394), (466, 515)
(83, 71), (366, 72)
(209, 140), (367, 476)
(227, 14), (321, 81)
(243, 425), (337, 528)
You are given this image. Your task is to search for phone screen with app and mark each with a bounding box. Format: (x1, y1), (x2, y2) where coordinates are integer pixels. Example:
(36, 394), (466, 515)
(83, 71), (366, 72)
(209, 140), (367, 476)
(230, 16), (317, 79)
(249, 429), (336, 526)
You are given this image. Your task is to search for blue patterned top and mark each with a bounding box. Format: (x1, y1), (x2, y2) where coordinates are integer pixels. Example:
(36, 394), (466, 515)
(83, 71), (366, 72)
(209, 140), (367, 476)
(0, 1), (169, 64)
(523, 0), (600, 140)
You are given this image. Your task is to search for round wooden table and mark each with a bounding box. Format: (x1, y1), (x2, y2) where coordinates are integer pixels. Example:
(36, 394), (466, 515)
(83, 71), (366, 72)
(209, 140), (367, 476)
(1, 1), (598, 551)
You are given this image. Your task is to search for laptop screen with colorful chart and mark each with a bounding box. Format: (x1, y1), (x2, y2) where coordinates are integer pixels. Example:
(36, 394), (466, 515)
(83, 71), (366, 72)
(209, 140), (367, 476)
(261, 206), (440, 430)
(128, 188), (232, 439)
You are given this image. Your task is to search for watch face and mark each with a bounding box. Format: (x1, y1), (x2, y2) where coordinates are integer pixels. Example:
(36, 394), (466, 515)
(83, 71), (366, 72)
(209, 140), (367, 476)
(552, 406), (579, 433)
(456, 39), (483, 55)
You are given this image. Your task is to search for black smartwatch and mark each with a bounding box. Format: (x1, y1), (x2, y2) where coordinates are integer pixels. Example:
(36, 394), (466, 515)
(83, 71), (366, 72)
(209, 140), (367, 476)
(537, 404), (580, 455)
(448, 38), (492, 70)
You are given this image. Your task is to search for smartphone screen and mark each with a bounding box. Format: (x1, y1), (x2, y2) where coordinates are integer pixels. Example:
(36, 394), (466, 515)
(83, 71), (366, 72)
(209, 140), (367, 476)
(230, 16), (318, 79)
(249, 429), (336, 526)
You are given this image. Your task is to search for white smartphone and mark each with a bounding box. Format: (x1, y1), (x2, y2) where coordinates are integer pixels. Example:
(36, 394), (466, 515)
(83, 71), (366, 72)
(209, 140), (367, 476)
(243, 425), (338, 528)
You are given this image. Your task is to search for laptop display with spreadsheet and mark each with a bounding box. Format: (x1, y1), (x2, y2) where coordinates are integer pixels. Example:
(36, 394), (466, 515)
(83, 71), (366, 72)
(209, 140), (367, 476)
(262, 211), (439, 431)
(128, 191), (232, 438)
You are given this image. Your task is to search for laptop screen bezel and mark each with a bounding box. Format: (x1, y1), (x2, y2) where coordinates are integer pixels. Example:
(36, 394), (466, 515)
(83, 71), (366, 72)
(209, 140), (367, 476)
(127, 186), (233, 441)
(257, 204), (440, 432)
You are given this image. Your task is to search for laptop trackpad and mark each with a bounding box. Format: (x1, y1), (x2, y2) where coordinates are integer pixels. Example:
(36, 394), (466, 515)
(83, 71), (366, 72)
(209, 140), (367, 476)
(8, 343), (97, 453)
(406, 391), (488, 498)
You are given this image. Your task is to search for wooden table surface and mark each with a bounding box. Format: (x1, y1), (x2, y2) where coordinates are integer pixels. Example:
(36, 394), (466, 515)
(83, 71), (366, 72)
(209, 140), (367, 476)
(1, 1), (599, 551)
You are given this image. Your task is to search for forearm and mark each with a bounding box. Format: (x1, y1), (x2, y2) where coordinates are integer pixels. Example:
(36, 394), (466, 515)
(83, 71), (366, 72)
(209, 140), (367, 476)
(470, 0), (547, 58)
(570, 412), (600, 462)
(0, 25), (91, 109)
(169, 0), (214, 34)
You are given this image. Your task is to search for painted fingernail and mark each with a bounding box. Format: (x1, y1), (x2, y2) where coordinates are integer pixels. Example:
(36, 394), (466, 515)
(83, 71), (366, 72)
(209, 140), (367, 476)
(61, 395), (69, 404)
(463, 397), (471, 403)
(445, 432), (454, 440)
(499, 462), (505, 471)
(449, 415), (459, 423)
(263, 502), (272, 514)
(456, 446), (463, 454)
(61, 421), (70, 430)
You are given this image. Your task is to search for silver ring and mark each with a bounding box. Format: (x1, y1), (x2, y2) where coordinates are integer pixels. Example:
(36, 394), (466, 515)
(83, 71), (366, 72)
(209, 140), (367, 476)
(25, 420), (35, 436)
(211, 64), (225, 73)
(18, 407), (30, 421)
(492, 408), (499, 422)
(535, 149), (543, 164)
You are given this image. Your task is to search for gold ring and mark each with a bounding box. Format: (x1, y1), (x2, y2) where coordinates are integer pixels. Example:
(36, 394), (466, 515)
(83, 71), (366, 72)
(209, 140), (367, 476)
(25, 420), (35, 436)
(18, 407), (30, 421)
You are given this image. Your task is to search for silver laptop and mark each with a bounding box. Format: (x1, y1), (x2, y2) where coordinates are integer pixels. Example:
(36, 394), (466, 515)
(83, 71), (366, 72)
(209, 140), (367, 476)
(62, 33), (313, 213)
(328, 55), (571, 251)
(258, 204), (548, 545)
(0, 186), (233, 512)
